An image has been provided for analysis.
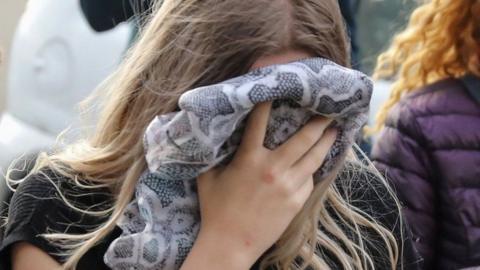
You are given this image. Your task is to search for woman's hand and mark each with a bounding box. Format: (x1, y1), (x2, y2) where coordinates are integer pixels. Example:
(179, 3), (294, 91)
(181, 102), (337, 270)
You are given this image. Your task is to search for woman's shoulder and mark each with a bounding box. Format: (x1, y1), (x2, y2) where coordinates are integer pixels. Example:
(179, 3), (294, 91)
(392, 78), (480, 122)
(382, 77), (480, 152)
(5, 168), (72, 231)
(1, 166), (114, 265)
(6, 167), (113, 225)
(379, 78), (475, 147)
(9, 168), (71, 200)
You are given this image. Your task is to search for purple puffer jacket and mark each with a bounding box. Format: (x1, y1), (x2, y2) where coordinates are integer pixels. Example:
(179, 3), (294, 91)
(372, 76), (480, 270)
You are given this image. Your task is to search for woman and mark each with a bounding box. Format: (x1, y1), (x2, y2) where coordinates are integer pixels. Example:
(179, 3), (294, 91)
(1, 0), (418, 269)
(371, 0), (480, 269)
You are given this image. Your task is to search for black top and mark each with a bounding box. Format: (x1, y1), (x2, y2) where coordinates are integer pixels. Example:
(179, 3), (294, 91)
(0, 169), (120, 270)
(460, 74), (480, 104)
(0, 163), (421, 269)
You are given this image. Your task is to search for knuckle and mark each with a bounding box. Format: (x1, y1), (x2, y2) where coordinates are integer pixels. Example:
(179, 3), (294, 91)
(289, 196), (306, 211)
(275, 178), (297, 196)
(278, 183), (293, 196)
(250, 152), (266, 165)
(262, 166), (281, 184)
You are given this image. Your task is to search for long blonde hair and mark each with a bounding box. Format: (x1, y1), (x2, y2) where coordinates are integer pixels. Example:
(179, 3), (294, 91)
(371, 0), (480, 132)
(7, 0), (401, 269)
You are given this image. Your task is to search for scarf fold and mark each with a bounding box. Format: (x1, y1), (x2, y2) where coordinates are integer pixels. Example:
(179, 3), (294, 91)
(104, 58), (373, 269)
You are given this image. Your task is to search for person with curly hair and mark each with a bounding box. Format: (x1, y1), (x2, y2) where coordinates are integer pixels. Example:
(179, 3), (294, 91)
(370, 0), (480, 269)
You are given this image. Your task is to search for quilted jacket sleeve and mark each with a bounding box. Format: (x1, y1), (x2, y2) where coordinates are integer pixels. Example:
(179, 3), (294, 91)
(371, 102), (436, 269)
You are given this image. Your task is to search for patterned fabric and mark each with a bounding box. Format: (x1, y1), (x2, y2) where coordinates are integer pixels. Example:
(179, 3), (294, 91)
(104, 58), (373, 269)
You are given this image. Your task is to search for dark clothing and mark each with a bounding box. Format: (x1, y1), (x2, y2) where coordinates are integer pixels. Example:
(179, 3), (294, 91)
(372, 76), (480, 269)
(80, 0), (152, 32)
(338, 0), (360, 69)
(0, 168), (121, 270)
(463, 74), (480, 103)
(0, 163), (421, 269)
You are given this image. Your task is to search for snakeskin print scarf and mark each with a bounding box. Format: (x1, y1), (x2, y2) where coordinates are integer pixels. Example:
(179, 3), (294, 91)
(104, 58), (373, 269)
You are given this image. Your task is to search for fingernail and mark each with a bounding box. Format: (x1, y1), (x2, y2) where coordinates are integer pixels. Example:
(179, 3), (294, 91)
(312, 116), (329, 123)
(328, 119), (338, 127)
(326, 128), (338, 137)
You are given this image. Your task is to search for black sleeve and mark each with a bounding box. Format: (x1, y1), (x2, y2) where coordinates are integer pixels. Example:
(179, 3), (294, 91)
(0, 173), (63, 268)
(335, 162), (423, 270)
(79, 0), (153, 32)
(0, 170), (114, 269)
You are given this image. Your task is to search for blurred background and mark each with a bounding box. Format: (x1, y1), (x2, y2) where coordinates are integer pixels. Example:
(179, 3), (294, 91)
(0, 0), (416, 175)
(0, 0), (131, 176)
(0, 0), (28, 112)
(357, 0), (416, 73)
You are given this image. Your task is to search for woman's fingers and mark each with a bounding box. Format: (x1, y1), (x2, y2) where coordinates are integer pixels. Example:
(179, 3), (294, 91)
(274, 117), (332, 167)
(291, 128), (338, 181)
(239, 102), (272, 152)
(293, 175), (314, 207)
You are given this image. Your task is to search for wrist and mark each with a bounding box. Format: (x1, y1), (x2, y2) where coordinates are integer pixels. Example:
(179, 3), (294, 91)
(181, 228), (258, 270)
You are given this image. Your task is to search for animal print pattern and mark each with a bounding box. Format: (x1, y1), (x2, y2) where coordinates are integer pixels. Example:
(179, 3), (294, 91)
(104, 58), (373, 269)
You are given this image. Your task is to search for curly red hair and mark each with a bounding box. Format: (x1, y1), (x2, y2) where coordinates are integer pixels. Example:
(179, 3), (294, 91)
(370, 0), (480, 132)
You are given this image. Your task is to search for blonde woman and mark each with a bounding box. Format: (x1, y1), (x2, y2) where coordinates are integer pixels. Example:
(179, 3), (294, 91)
(1, 0), (419, 269)
(371, 0), (480, 269)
